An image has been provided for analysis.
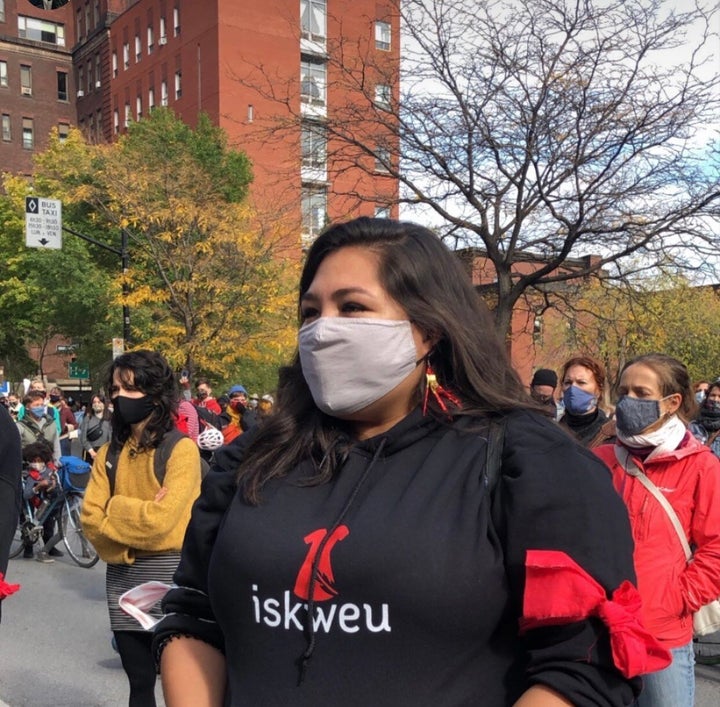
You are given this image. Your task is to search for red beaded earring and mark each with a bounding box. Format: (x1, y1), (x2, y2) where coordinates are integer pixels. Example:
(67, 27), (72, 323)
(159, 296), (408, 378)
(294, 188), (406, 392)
(422, 362), (461, 416)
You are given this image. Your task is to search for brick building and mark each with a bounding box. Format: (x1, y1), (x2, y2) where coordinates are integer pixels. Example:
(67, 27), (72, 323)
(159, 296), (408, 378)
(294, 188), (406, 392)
(0, 0), (76, 174)
(459, 249), (606, 386)
(1, 0), (400, 245)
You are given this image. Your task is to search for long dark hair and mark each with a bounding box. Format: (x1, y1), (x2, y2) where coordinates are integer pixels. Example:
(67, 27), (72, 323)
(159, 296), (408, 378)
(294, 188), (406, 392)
(107, 350), (177, 453)
(89, 392), (112, 422)
(237, 217), (534, 503)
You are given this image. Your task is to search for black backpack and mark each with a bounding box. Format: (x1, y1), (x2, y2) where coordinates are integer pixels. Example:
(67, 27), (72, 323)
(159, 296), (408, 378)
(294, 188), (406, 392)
(104, 428), (209, 494)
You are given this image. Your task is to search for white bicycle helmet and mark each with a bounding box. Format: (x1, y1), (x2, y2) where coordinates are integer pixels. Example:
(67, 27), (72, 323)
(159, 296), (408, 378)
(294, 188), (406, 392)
(197, 426), (224, 451)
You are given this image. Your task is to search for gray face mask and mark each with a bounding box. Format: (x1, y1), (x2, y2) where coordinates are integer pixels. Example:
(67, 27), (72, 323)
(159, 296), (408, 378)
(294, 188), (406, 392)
(299, 317), (420, 417)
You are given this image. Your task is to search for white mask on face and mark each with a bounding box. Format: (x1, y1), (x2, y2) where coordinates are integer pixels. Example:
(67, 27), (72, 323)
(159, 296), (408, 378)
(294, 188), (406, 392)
(299, 317), (421, 417)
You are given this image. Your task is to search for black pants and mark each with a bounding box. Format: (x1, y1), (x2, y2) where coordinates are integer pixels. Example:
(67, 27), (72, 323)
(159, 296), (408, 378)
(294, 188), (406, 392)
(113, 630), (157, 707)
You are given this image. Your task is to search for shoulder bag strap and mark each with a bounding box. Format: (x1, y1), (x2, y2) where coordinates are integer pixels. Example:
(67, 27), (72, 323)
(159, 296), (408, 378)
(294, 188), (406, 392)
(484, 417), (506, 495)
(105, 446), (119, 496)
(614, 446), (692, 561)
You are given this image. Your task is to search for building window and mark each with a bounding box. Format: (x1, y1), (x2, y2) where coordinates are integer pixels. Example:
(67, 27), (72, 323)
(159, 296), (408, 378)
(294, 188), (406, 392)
(1, 114), (10, 142)
(20, 65), (32, 96)
(135, 34), (141, 62)
(84, 2), (91, 33)
(123, 43), (130, 69)
(113, 108), (119, 134)
(375, 144), (391, 172)
(95, 54), (101, 88)
(161, 80), (168, 106)
(159, 16), (167, 43)
(148, 86), (155, 110)
(76, 8), (82, 39)
(301, 0), (326, 40)
(300, 60), (325, 106)
(18, 16), (65, 47)
(173, 7), (180, 36)
(58, 122), (70, 143)
(136, 95), (142, 119)
(374, 84), (392, 109)
(375, 21), (391, 51)
(0, 0), (4, 23)
(94, 0), (100, 26)
(375, 205), (391, 219)
(301, 186), (327, 241)
(124, 103), (130, 128)
(86, 59), (92, 92)
(96, 109), (102, 140)
(57, 71), (68, 101)
(77, 66), (84, 96)
(147, 25), (154, 53)
(301, 122), (326, 169)
(22, 117), (33, 149)
(0, 61), (7, 88)
(174, 70), (182, 99)
(112, 51), (118, 78)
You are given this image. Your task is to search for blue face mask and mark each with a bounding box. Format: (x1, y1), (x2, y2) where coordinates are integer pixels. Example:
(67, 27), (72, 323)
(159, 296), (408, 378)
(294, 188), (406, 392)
(562, 385), (597, 415)
(615, 396), (667, 436)
(696, 391), (706, 403)
(29, 405), (46, 418)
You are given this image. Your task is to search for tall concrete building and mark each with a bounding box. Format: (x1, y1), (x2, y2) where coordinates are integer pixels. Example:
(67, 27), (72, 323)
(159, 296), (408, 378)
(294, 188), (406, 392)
(1, 0), (400, 245)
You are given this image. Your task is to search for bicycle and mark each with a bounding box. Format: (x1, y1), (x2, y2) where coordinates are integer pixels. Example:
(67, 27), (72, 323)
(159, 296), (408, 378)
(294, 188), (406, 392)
(10, 458), (99, 568)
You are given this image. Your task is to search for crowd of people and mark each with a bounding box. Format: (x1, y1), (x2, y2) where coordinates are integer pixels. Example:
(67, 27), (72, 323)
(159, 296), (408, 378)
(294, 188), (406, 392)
(0, 216), (719, 707)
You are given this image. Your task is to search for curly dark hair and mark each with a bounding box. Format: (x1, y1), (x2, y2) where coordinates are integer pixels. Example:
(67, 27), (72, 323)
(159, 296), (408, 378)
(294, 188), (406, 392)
(106, 350), (177, 453)
(236, 216), (538, 503)
(22, 440), (54, 464)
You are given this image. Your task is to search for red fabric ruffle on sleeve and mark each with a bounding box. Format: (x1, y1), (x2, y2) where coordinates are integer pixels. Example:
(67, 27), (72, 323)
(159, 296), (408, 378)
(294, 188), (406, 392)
(520, 550), (671, 678)
(0, 573), (20, 600)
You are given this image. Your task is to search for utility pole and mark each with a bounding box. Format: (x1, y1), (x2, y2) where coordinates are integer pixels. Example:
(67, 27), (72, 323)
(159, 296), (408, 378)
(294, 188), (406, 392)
(62, 224), (131, 347)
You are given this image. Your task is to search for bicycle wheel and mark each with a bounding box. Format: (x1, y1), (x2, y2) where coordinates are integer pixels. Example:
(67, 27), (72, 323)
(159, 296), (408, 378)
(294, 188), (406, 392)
(9, 514), (36, 559)
(60, 494), (99, 568)
(9, 520), (28, 559)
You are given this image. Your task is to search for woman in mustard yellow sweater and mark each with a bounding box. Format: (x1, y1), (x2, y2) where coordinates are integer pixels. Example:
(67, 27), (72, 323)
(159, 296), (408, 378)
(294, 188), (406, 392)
(81, 350), (201, 707)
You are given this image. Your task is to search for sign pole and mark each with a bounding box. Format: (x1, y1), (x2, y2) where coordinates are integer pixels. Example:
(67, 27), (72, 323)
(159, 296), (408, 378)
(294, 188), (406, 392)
(122, 229), (131, 346)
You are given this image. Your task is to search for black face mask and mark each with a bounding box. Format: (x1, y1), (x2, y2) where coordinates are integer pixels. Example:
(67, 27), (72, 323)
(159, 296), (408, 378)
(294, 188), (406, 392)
(49, 395), (61, 403)
(113, 394), (156, 425)
(531, 391), (556, 408)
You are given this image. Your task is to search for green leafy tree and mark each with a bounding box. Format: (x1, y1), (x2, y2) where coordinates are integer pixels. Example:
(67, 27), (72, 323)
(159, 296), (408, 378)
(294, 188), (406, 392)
(32, 109), (298, 381)
(0, 172), (117, 381)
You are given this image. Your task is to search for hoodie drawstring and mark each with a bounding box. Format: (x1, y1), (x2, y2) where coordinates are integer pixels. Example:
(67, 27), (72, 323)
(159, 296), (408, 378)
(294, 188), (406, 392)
(296, 437), (388, 685)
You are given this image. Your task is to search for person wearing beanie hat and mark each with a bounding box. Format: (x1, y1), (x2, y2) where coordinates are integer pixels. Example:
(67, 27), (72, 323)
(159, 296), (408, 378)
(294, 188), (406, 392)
(530, 368), (558, 414)
(690, 379), (720, 459)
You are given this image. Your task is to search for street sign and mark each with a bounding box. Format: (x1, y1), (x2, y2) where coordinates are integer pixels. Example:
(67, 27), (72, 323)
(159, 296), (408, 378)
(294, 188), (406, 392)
(25, 197), (62, 249)
(68, 362), (89, 379)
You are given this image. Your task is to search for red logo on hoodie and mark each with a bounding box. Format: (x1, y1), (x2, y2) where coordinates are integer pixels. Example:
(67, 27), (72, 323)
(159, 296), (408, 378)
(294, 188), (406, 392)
(293, 526), (349, 601)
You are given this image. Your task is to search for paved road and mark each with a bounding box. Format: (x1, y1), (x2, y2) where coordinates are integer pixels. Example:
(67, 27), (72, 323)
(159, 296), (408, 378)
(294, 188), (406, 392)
(1, 550), (719, 705)
(0, 553), (164, 707)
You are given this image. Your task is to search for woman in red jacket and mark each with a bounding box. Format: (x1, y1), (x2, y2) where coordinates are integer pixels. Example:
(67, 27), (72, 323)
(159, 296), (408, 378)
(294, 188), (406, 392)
(594, 353), (720, 707)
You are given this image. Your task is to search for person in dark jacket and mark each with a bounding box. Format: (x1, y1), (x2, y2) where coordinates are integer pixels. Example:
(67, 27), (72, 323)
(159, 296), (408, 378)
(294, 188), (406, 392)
(0, 403), (22, 620)
(154, 217), (668, 707)
(690, 379), (720, 458)
(559, 355), (616, 448)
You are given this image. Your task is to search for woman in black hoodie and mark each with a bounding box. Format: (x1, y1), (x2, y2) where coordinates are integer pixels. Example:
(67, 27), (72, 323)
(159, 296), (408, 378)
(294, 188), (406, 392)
(155, 218), (667, 707)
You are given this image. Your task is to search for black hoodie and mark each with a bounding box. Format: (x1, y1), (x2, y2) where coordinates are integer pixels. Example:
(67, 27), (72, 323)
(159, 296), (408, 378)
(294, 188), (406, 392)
(155, 408), (639, 706)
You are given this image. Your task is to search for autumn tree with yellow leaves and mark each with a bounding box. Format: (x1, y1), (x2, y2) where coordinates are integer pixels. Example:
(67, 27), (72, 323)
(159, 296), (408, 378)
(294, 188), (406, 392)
(29, 109), (298, 382)
(537, 275), (720, 392)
